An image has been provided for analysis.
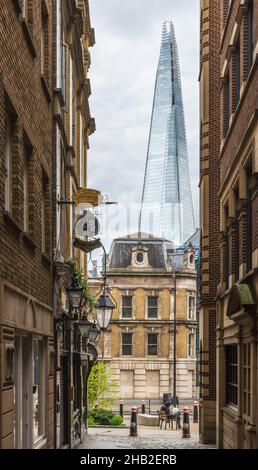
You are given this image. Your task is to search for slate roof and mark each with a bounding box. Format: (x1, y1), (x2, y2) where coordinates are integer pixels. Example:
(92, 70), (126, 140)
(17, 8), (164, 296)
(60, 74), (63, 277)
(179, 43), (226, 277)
(108, 233), (169, 269)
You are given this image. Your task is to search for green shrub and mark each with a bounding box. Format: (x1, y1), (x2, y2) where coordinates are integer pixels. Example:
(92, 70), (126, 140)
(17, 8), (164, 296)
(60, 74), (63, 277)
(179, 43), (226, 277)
(88, 408), (123, 426)
(90, 408), (114, 425)
(87, 416), (95, 425)
(109, 415), (123, 426)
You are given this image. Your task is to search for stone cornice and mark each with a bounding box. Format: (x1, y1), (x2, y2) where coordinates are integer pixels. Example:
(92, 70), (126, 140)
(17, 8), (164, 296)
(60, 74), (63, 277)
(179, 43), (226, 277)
(106, 270), (197, 279)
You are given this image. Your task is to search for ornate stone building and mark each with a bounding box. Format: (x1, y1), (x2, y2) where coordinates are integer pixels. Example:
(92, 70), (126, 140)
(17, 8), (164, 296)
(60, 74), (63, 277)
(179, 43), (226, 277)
(89, 234), (198, 402)
(200, 0), (258, 448)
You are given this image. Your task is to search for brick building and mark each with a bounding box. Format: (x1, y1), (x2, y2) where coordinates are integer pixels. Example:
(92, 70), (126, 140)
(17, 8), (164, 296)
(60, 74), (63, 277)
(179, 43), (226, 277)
(89, 234), (198, 403)
(0, 0), (96, 449)
(199, 0), (221, 445)
(52, 0), (96, 449)
(0, 0), (54, 449)
(200, 0), (258, 448)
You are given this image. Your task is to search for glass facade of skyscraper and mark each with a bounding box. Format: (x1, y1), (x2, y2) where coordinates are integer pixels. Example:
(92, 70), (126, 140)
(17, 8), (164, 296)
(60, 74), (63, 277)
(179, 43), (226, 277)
(139, 22), (195, 245)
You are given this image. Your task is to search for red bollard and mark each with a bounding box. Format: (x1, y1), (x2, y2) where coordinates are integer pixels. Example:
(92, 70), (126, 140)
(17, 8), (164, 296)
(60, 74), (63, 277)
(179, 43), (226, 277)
(193, 401), (199, 424)
(119, 400), (124, 418)
(130, 406), (138, 436)
(141, 400), (146, 414)
(182, 406), (191, 438)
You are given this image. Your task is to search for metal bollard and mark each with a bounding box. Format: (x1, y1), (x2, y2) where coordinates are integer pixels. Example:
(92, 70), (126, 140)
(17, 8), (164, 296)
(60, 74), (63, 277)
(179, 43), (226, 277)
(141, 400), (146, 414)
(119, 400), (124, 418)
(193, 401), (199, 424)
(182, 406), (191, 438)
(130, 406), (138, 437)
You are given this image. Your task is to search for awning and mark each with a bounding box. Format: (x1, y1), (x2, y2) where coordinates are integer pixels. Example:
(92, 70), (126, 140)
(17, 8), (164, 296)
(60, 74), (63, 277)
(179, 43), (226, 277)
(227, 284), (256, 317)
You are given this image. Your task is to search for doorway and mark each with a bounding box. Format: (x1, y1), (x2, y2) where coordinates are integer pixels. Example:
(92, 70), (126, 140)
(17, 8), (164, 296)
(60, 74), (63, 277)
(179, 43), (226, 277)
(14, 334), (46, 449)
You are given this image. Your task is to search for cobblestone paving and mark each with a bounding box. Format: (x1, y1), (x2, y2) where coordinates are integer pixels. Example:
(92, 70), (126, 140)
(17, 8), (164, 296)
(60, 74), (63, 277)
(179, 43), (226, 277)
(80, 424), (216, 450)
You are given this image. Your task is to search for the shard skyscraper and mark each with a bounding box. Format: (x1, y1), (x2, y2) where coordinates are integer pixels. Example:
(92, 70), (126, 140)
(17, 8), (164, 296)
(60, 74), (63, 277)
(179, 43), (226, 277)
(139, 22), (195, 245)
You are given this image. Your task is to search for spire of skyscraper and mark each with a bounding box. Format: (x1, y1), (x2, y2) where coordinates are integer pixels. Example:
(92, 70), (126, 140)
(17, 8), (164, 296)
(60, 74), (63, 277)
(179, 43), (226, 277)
(139, 21), (195, 245)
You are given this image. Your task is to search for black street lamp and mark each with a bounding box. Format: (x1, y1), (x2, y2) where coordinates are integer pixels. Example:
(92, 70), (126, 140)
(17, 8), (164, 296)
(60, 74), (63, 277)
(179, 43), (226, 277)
(77, 318), (101, 344)
(66, 274), (84, 317)
(95, 241), (116, 332)
(88, 321), (101, 344)
(96, 287), (116, 332)
(172, 272), (178, 408)
(77, 318), (92, 339)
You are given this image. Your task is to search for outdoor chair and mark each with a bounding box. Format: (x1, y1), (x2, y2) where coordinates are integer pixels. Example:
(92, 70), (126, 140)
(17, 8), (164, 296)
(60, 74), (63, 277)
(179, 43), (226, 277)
(157, 410), (172, 430)
(157, 409), (182, 430)
(169, 411), (182, 430)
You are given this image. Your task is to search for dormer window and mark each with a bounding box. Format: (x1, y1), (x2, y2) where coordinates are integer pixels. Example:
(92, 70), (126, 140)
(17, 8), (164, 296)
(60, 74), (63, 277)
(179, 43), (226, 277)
(136, 252), (144, 264)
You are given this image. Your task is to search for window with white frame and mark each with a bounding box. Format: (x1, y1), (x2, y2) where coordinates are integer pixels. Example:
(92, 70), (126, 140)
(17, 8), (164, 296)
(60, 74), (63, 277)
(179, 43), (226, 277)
(243, 343), (251, 417)
(33, 338), (45, 443)
(148, 296), (158, 319)
(41, 2), (49, 79)
(188, 296), (195, 320)
(148, 333), (158, 356)
(80, 114), (84, 186)
(226, 345), (238, 407)
(23, 146), (29, 232)
(122, 333), (132, 356)
(4, 111), (13, 212)
(41, 194), (46, 253)
(21, 0), (28, 19)
(61, 42), (68, 103)
(122, 296), (133, 318)
(41, 172), (48, 253)
(188, 330), (194, 357)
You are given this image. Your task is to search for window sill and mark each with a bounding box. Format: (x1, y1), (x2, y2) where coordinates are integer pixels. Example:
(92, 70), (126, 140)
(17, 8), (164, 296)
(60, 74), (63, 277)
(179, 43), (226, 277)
(12, 0), (22, 14)
(3, 211), (23, 236)
(34, 436), (48, 449)
(21, 19), (37, 59)
(221, 406), (238, 420)
(41, 75), (52, 103)
(22, 232), (36, 253)
(42, 253), (52, 269)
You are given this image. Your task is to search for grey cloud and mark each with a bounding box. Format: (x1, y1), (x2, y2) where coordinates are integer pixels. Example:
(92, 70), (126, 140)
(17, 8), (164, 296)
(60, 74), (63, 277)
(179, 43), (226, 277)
(88, 0), (200, 246)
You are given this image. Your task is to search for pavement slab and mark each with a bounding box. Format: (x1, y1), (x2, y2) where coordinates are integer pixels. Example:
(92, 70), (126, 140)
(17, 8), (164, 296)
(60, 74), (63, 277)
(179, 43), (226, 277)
(80, 423), (216, 450)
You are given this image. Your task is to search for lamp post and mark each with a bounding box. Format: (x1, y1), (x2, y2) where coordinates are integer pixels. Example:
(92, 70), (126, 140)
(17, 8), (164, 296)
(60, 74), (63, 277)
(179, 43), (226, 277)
(94, 242), (116, 359)
(65, 274), (84, 320)
(96, 288), (116, 332)
(172, 272), (177, 408)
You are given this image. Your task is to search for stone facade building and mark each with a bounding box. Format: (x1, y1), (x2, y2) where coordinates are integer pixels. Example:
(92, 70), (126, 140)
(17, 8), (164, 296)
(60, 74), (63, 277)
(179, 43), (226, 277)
(89, 234), (198, 403)
(0, 0), (54, 449)
(200, 0), (258, 448)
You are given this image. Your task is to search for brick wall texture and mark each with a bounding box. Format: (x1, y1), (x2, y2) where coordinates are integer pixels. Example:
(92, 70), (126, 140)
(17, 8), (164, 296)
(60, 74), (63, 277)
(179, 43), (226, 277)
(0, 0), (53, 305)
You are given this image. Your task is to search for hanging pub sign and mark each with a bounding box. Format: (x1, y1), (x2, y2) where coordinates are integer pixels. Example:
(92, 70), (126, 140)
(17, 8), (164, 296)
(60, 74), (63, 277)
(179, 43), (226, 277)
(73, 188), (104, 208)
(73, 188), (103, 254)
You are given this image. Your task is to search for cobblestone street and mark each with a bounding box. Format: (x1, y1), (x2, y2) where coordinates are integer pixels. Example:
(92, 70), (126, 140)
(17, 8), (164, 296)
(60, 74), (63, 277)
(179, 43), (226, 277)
(80, 422), (216, 450)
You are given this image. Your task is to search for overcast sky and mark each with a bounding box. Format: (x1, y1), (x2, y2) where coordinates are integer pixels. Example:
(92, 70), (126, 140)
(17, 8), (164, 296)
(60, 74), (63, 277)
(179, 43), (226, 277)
(87, 0), (200, 257)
